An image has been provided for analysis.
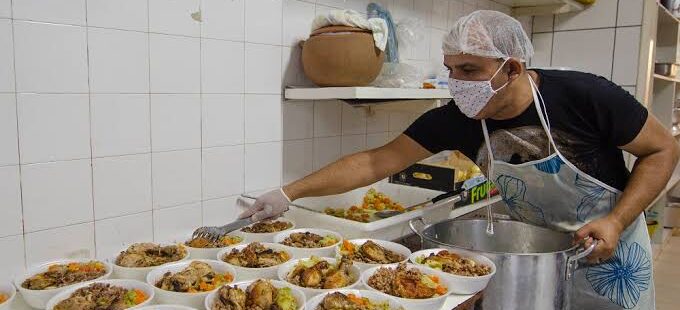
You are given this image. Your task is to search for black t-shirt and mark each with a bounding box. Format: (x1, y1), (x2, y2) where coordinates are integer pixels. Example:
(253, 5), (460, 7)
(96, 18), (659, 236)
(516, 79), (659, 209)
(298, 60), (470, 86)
(404, 69), (648, 191)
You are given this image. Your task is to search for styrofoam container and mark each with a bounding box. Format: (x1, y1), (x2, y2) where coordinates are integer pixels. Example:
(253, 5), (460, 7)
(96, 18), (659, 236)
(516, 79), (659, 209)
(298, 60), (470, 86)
(277, 257), (361, 299)
(216, 243), (292, 280)
(304, 289), (403, 310)
(284, 182), (446, 240)
(112, 244), (190, 281)
(0, 281), (16, 310)
(14, 259), (113, 309)
(137, 306), (196, 310)
(335, 239), (411, 272)
(233, 218), (296, 243)
(273, 228), (342, 259)
(146, 259), (236, 309)
(361, 263), (453, 310)
(184, 235), (244, 260)
(46, 279), (154, 310)
(409, 248), (496, 294)
(204, 279), (305, 310)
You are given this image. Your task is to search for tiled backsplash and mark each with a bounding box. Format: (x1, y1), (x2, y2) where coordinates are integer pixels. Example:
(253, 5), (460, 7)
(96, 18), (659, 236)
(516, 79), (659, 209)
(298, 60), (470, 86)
(5, 0), (648, 281)
(530, 0), (643, 96)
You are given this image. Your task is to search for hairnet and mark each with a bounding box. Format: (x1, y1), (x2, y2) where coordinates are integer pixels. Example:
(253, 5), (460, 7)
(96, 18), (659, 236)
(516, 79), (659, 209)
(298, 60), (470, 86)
(442, 10), (534, 62)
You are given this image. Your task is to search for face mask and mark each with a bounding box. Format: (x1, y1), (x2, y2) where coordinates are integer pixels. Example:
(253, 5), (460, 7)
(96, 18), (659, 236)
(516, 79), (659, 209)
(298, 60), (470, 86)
(449, 59), (510, 118)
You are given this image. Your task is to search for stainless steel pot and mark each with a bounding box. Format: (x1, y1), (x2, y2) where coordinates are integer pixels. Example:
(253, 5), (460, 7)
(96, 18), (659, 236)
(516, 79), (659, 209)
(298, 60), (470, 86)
(409, 218), (595, 310)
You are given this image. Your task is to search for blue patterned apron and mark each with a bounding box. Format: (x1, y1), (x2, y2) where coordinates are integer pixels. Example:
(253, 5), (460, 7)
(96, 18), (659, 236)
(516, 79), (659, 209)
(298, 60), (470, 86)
(480, 75), (655, 309)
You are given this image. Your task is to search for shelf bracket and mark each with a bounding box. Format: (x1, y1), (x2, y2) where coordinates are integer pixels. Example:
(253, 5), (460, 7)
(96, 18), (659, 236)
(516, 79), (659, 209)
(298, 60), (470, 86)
(512, 0), (585, 16)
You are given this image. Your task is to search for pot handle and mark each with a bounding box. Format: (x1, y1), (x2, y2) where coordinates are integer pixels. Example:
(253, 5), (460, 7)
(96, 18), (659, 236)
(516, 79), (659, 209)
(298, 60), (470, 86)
(565, 239), (598, 281)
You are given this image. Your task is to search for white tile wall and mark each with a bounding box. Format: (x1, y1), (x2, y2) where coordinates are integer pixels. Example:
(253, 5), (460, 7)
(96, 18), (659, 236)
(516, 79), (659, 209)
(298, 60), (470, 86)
(202, 145), (245, 200)
(202, 94), (245, 147)
(88, 28), (149, 93)
(552, 29), (616, 79)
(95, 211), (153, 260)
(0, 94), (18, 166)
(0, 165), (22, 237)
(14, 21), (88, 93)
(92, 154), (152, 220)
(24, 222), (95, 266)
(21, 160), (93, 232)
(153, 202), (202, 244)
(151, 94), (201, 152)
(152, 149), (202, 209)
(148, 0), (200, 37)
(0, 19), (14, 92)
(201, 39), (245, 94)
(0, 0), (519, 279)
(91, 94), (151, 157)
(18, 94), (91, 164)
(201, 0), (245, 41)
(149, 34), (200, 93)
(13, 0), (86, 25)
(528, 0), (643, 124)
(86, 0), (148, 32)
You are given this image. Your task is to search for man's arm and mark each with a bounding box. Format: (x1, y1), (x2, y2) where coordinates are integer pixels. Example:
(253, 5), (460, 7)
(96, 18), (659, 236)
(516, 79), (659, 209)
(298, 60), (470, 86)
(284, 134), (433, 200)
(576, 114), (680, 262)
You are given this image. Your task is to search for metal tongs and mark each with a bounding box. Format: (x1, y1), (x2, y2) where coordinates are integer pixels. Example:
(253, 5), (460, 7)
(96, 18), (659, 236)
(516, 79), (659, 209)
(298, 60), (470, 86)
(374, 188), (468, 218)
(191, 194), (319, 242)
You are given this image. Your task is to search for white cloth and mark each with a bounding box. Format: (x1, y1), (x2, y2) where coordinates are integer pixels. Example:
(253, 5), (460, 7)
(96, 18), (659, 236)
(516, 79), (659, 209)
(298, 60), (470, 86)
(311, 9), (389, 51)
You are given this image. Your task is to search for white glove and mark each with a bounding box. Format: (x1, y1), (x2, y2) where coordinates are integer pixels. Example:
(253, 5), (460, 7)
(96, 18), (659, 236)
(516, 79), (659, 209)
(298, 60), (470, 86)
(238, 188), (292, 222)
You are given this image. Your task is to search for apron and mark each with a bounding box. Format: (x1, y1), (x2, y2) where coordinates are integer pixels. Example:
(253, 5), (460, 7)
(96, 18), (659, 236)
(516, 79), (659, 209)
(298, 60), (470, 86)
(480, 75), (655, 310)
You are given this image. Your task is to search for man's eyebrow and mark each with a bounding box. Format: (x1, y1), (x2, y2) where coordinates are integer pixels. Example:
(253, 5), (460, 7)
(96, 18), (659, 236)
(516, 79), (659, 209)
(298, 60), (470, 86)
(454, 62), (478, 69)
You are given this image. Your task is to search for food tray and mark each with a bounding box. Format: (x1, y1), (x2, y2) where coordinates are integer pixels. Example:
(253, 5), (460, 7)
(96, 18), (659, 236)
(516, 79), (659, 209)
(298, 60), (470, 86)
(283, 181), (445, 240)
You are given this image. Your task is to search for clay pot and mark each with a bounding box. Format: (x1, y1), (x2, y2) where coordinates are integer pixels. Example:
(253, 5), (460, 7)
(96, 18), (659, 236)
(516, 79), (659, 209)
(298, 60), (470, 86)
(301, 26), (385, 87)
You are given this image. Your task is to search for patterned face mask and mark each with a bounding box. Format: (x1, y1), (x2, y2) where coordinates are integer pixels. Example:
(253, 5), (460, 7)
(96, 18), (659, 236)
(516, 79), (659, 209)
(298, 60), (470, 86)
(449, 58), (510, 118)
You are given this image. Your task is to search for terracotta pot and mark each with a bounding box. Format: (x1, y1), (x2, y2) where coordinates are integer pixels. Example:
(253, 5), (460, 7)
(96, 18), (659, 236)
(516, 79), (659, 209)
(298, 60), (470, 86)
(301, 26), (385, 87)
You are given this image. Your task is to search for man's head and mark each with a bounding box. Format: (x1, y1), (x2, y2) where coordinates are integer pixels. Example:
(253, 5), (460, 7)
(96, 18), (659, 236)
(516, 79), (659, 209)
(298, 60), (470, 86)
(442, 10), (534, 120)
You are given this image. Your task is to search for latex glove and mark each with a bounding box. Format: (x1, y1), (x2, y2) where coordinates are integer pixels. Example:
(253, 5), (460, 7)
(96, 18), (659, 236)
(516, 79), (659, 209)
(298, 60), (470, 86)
(574, 215), (624, 264)
(238, 188), (292, 222)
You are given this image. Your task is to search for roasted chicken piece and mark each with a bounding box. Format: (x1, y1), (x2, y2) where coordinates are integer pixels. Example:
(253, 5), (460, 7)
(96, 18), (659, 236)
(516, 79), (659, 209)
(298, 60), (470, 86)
(247, 280), (277, 309)
(360, 241), (404, 264)
(287, 257), (353, 289)
(367, 263), (444, 300)
(53, 283), (138, 310)
(22, 262), (107, 290)
(319, 292), (354, 309)
(156, 261), (214, 292)
(116, 243), (186, 268)
(214, 286), (246, 310)
(323, 257), (353, 289)
(222, 242), (290, 268)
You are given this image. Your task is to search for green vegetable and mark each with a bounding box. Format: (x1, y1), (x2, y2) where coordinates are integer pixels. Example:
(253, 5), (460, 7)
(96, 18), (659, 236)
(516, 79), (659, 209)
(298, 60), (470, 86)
(320, 235), (338, 246)
(300, 256), (322, 268)
(420, 275), (438, 289)
(415, 256), (443, 270)
(123, 290), (137, 307)
(275, 287), (297, 310)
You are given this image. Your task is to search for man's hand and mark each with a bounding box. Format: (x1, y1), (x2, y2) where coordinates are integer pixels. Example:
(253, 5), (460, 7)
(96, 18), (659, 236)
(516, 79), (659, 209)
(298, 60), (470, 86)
(238, 188), (291, 221)
(574, 215), (625, 264)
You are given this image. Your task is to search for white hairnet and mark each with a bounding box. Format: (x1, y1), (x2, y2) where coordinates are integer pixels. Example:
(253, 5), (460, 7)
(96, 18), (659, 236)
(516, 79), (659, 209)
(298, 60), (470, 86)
(443, 10), (534, 62)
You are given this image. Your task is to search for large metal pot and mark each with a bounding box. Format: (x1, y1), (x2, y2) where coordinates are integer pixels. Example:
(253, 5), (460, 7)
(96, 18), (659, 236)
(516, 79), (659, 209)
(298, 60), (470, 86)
(409, 218), (595, 310)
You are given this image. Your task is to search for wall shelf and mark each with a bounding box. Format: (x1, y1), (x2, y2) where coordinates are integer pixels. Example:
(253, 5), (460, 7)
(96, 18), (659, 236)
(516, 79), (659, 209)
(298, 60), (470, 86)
(285, 87), (451, 101)
(505, 0), (585, 16)
(654, 74), (680, 83)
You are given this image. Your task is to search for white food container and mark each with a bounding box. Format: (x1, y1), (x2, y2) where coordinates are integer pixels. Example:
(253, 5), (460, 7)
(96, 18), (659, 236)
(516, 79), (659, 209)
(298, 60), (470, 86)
(184, 235), (244, 260)
(204, 279), (306, 310)
(0, 281), (16, 310)
(14, 259), (113, 309)
(304, 289), (403, 310)
(277, 257), (361, 299)
(274, 228), (342, 259)
(112, 244), (190, 281)
(361, 263), (453, 310)
(146, 259), (235, 309)
(233, 218), (296, 243)
(409, 248), (496, 294)
(137, 306), (196, 310)
(46, 279), (154, 310)
(284, 182), (445, 240)
(335, 239), (411, 272)
(216, 243), (292, 280)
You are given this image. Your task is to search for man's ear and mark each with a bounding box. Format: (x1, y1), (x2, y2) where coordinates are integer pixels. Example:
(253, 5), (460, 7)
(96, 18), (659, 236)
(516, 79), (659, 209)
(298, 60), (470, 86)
(506, 58), (524, 80)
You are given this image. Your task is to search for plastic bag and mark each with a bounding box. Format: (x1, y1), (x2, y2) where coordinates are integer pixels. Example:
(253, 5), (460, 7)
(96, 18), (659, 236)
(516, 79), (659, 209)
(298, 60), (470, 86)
(371, 62), (424, 88)
(395, 17), (426, 49)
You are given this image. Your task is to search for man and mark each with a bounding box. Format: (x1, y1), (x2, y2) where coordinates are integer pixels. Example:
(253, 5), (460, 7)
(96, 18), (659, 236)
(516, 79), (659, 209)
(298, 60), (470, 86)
(241, 11), (678, 309)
